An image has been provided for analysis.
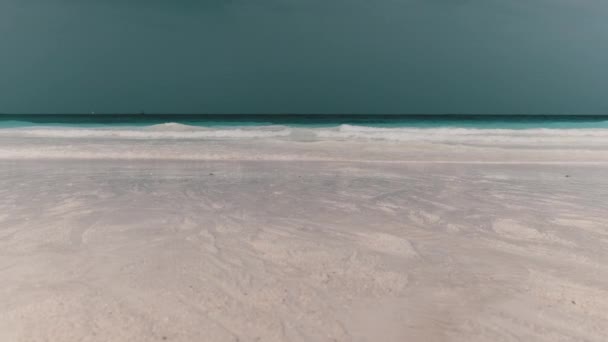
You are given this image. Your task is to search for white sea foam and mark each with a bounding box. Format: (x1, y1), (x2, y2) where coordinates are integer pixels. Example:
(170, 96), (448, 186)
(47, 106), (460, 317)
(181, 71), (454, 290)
(1, 123), (608, 146)
(315, 124), (608, 145)
(1, 123), (608, 163)
(0, 123), (293, 140)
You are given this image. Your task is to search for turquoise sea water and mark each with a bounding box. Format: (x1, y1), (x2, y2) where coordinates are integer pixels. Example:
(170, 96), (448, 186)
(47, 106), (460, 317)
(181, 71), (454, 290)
(1, 114), (608, 129)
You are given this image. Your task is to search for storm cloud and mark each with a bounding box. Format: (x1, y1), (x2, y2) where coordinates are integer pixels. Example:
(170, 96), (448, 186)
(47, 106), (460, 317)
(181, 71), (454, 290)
(1, 0), (607, 114)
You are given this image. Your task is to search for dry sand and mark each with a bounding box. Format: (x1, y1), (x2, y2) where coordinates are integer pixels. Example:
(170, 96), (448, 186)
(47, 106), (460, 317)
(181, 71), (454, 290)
(1, 133), (607, 341)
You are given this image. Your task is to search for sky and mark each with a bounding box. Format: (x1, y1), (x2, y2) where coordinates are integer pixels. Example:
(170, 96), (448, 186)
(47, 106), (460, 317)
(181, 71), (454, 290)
(1, 0), (607, 114)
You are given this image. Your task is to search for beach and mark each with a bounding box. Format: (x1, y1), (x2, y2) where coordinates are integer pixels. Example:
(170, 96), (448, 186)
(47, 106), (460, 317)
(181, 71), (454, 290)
(1, 125), (608, 341)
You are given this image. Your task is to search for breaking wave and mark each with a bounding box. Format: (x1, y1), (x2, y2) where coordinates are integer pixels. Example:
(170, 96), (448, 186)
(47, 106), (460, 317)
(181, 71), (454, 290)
(1, 123), (608, 145)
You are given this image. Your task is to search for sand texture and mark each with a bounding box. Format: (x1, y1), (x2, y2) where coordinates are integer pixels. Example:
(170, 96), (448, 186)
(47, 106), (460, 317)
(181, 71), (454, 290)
(1, 132), (608, 341)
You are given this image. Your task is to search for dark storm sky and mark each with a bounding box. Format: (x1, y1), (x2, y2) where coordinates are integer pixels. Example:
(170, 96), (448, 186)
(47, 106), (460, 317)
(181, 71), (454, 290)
(1, 0), (607, 114)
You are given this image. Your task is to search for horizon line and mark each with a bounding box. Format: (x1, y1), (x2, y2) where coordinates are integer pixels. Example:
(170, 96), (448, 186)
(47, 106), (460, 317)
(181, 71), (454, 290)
(1, 113), (608, 116)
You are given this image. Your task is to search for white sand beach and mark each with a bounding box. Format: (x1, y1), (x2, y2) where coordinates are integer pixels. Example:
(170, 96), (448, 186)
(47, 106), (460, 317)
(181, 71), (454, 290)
(1, 126), (608, 341)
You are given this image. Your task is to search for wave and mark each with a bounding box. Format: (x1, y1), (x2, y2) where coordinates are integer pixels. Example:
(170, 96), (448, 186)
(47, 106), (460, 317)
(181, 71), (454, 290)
(1, 123), (608, 145)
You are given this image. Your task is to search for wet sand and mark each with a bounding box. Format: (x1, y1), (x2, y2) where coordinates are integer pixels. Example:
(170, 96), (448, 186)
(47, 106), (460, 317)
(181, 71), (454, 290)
(1, 137), (608, 341)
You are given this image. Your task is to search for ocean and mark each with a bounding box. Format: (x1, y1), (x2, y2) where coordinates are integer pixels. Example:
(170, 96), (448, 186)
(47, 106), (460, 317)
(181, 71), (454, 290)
(1, 114), (608, 129)
(1, 114), (608, 148)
